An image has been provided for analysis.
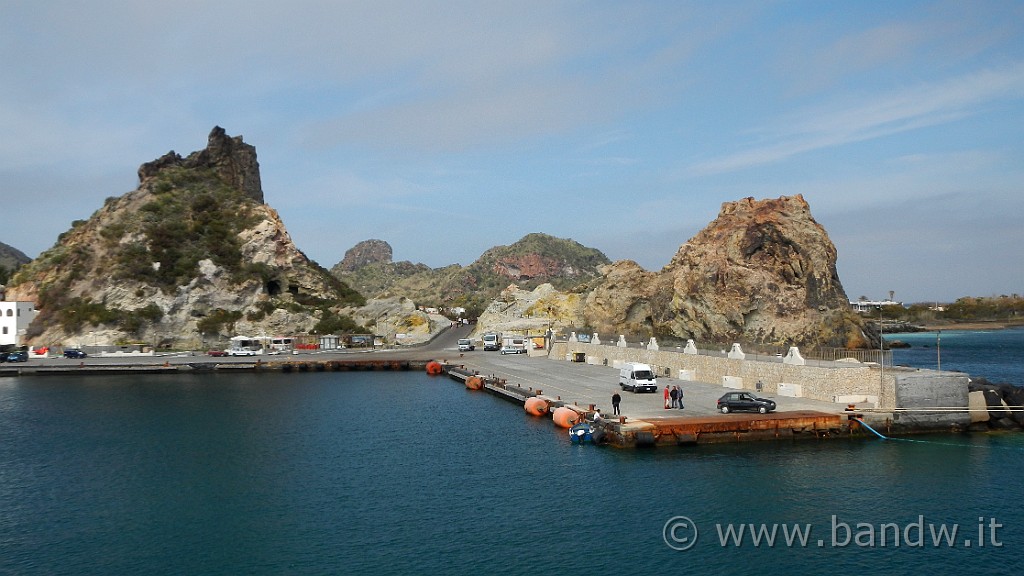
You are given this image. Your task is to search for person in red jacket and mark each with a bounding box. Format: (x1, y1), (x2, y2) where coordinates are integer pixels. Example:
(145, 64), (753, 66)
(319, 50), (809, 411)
(663, 385), (671, 409)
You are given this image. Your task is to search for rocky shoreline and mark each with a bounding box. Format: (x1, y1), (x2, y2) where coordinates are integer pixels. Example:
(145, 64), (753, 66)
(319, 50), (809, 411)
(969, 378), (1024, 431)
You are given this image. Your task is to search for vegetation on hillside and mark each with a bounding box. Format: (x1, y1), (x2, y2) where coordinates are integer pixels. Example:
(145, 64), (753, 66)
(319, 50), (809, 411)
(859, 295), (1024, 324)
(334, 232), (609, 318)
(13, 164), (365, 343)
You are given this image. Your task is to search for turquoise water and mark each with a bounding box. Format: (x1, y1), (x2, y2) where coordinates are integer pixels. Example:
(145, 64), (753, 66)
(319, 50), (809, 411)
(890, 326), (1024, 385)
(2, 368), (1022, 575)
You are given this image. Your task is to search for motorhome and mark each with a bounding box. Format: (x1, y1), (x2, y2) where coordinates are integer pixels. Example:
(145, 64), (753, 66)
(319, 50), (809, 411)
(228, 336), (263, 356)
(500, 335), (527, 355)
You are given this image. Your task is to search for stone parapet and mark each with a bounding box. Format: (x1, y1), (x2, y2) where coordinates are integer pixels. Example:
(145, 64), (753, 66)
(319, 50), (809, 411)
(551, 340), (899, 409)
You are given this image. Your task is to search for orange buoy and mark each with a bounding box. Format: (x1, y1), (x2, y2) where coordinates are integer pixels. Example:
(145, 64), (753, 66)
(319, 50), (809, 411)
(425, 361), (443, 375)
(524, 397), (549, 416)
(465, 376), (484, 390)
(552, 406), (580, 428)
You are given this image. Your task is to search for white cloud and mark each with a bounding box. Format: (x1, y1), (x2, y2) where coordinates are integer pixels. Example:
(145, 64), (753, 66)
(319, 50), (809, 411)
(687, 63), (1024, 175)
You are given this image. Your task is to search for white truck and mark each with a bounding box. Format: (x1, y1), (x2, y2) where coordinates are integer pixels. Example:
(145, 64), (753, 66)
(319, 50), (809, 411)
(482, 332), (502, 351)
(619, 362), (658, 393)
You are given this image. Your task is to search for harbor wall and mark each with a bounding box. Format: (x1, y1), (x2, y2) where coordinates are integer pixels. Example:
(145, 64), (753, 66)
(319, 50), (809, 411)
(552, 341), (901, 409)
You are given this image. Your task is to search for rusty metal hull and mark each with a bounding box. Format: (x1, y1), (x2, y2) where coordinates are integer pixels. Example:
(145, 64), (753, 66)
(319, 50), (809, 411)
(604, 411), (847, 447)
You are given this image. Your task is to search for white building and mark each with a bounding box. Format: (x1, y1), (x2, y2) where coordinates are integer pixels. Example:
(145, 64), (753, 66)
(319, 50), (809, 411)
(1, 301), (37, 347)
(849, 299), (903, 313)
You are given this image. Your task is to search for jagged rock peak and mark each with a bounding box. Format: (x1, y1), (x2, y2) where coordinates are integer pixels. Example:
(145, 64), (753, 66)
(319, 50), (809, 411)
(137, 126), (263, 203)
(338, 239), (394, 272)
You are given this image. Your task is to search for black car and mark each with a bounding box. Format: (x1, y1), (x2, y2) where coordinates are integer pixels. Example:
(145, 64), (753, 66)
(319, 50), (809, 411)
(717, 391), (776, 414)
(5, 351), (29, 363)
(64, 349), (88, 359)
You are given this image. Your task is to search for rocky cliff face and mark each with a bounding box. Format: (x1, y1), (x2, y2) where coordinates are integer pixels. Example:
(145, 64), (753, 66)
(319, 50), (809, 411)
(336, 239), (393, 272)
(138, 126), (263, 203)
(6, 127), (363, 348)
(659, 195), (866, 346)
(475, 195), (871, 349)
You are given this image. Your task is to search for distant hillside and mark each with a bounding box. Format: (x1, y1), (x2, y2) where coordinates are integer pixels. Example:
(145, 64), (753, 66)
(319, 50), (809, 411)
(6, 127), (365, 347)
(0, 242), (31, 285)
(332, 233), (611, 317)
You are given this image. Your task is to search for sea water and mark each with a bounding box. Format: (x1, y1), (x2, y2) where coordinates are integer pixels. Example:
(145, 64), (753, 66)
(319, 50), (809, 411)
(890, 325), (1024, 385)
(1, 362), (1022, 575)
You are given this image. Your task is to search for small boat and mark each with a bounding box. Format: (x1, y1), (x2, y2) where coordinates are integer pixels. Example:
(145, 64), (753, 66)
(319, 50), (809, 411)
(569, 423), (593, 444)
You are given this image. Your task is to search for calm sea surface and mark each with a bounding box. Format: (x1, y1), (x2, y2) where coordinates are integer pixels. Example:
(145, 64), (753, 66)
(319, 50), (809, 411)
(2, 332), (1023, 576)
(890, 325), (1024, 385)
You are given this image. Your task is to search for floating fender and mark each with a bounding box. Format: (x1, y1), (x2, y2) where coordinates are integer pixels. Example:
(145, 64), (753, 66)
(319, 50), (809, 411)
(552, 406), (580, 428)
(524, 397), (549, 416)
(425, 361), (444, 376)
(465, 376), (484, 390)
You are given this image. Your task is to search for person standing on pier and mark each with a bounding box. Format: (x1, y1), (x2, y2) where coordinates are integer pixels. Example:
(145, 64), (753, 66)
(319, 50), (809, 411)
(675, 386), (684, 410)
(612, 393), (621, 415)
(669, 386), (679, 408)
(663, 385), (671, 409)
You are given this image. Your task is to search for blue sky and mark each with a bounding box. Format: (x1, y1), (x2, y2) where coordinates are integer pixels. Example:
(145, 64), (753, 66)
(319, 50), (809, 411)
(2, 1), (1022, 303)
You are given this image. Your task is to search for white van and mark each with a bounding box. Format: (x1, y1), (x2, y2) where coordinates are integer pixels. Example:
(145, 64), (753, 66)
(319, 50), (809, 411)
(619, 362), (658, 393)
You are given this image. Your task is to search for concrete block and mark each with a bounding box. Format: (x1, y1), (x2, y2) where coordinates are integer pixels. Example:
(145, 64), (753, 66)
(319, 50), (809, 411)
(648, 337), (659, 351)
(678, 369), (695, 381)
(778, 382), (803, 397)
(966, 389), (991, 422)
(683, 339), (698, 355)
(616, 335), (627, 348)
(727, 343), (745, 360)
(722, 376), (743, 389)
(783, 347), (806, 366)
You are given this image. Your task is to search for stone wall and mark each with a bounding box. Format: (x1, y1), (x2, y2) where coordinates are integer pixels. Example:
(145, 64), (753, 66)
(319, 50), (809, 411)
(552, 340), (899, 409)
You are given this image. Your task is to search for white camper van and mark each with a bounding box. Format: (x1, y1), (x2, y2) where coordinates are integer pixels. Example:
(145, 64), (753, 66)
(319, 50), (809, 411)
(618, 362), (658, 393)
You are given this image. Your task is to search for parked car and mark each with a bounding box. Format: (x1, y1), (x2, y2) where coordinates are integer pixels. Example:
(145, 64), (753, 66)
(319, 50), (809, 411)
(500, 345), (526, 355)
(717, 391), (776, 414)
(207, 350), (228, 357)
(63, 349), (88, 359)
(5, 351), (28, 363)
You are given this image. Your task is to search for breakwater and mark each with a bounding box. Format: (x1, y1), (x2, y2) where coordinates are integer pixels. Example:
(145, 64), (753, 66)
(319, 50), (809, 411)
(442, 362), (863, 447)
(0, 358), (425, 377)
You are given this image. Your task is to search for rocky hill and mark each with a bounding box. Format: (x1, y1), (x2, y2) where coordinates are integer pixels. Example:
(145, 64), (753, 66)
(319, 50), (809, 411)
(0, 241), (31, 285)
(5, 127), (366, 348)
(332, 233), (610, 316)
(477, 196), (873, 349)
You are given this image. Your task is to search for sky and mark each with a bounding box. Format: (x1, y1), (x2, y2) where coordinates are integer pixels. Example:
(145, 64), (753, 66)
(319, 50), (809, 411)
(1, 1), (1022, 304)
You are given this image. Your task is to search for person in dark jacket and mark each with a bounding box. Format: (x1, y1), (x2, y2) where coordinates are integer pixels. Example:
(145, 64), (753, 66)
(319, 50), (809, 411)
(611, 392), (621, 415)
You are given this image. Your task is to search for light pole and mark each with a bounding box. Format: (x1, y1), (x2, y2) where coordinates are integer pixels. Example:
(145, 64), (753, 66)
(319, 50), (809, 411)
(937, 329), (942, 371)
(878, 303), (884, 395)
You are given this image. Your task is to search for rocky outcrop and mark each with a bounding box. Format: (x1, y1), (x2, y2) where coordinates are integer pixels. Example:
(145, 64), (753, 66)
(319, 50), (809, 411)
(0, 241), (31, 273)
(968, 379), (1024, 430)
(476, 195), (871, 349)
(474, 283), (586, 337)
(5, 128), (362, 348)
(336, 239), (393, 272)
(656, 195), (870, 348)
(138, 126), (263, 203)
